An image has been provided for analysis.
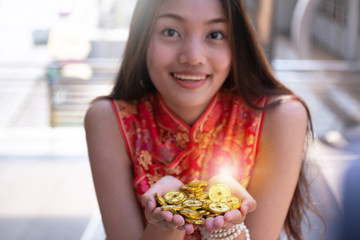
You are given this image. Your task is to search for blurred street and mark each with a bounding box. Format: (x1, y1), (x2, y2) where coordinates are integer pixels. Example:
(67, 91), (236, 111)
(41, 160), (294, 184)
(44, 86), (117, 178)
(0, 0), (360, 240)
(0, 64), (98, 239)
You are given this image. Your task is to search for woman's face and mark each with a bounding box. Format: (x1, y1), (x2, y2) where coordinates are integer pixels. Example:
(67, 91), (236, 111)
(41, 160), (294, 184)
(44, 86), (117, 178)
(146, 0), (231, 121)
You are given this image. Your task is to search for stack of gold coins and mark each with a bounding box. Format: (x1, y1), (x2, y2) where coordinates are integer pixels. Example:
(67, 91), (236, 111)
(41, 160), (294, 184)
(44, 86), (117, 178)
(155, 180), (241, 225)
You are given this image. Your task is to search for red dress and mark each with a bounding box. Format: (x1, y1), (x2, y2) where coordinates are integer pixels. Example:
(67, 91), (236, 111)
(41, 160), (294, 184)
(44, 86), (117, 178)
(111, 92), (267, 239)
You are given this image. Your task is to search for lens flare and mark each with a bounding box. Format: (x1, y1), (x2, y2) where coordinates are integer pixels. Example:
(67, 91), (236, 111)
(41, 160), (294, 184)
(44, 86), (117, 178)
(218, 165), (235, 178)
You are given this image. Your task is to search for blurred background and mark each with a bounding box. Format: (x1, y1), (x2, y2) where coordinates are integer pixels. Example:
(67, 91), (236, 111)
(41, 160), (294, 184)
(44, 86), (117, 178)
(0, 0), (359, 239)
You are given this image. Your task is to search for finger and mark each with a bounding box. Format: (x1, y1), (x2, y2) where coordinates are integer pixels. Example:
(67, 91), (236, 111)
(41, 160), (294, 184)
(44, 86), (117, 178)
(144, 203), (158, 221)
(213, 216), (225, 229)
(153, 212), (178, 230)
(176, 226), (185, 231)
(231, 190), (256, 214)
(184, 223), (196, 235)
(160, 210), (174, 222)
(240, 198), (256, 215)
(173, 214), (185, 226)
(223, 209), (242, 223)
(162, 220), (179, 230)
(146, 199), (157, 212)
(152, 207), (163, 219)
(205, 217), (215, 233)
(141, 194), (156, 208)
(145, 206), (162, 224)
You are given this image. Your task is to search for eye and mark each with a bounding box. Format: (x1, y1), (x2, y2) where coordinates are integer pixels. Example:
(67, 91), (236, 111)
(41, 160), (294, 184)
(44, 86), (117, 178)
(162, 28), (180, 38)
(208, 31), (224, 40)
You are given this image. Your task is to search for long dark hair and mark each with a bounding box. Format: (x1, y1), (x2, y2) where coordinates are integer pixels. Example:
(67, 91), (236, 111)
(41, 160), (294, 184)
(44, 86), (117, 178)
(108, 0), (322, 239)
(220, 2), (324, 239)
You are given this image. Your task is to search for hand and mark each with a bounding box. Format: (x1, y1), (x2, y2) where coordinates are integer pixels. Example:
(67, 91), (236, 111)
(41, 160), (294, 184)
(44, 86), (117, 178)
(203, 175), (256, 233)
(141, 176), (198, 234)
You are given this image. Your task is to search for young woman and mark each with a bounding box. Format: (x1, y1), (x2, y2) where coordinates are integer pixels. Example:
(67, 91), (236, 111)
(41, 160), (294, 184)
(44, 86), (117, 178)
(85, 0), (316, 239)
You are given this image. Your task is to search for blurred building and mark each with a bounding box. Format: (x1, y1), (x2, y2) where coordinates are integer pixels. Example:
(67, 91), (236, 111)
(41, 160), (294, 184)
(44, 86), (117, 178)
(243, 0), (360, 60)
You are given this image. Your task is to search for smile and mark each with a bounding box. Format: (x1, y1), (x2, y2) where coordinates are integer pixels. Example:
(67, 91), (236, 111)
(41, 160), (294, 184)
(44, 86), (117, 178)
(173, 73), (207, 81)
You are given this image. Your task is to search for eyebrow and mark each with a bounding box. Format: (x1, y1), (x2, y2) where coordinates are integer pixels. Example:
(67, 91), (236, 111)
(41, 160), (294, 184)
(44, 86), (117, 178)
(157, 13), (227, 24)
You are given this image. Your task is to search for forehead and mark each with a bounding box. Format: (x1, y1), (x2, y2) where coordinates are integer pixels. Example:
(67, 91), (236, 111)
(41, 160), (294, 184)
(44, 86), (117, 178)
(157, 0), (226, 20)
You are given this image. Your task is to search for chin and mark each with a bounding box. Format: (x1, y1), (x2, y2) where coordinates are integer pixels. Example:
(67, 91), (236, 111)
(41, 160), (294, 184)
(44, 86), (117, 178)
(180, 97), (212, 109)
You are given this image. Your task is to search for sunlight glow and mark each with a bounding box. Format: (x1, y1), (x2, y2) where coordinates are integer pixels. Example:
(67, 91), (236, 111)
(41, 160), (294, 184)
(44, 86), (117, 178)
(218, 165), (235, 178)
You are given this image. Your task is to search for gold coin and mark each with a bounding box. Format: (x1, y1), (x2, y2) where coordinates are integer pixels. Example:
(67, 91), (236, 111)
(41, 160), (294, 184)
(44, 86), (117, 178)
(180, 184), (191, 192)
(208, 183), (231, 202)
(184, 217), (206, 225)
(181, 184), (202, 194)
(220, 196), (241, 209)
(206, 213), (219, 218)
(173, 204), (184, 211)
(183, 199), (203, 210)
(159, 181), (236, 220)
(164, 190), (186, 205)
(188, 194), (195, 200)
(161, 204), (183, 213)
(201, 199), (213, 209)
(155, 192), (167, 206)
(208, 202), (231, 214)
(200, 210), (213, 217)
(188, 180), (209, 188)
(198, 209), (207, 214)
(180, 208), (202, 220)
(196, 191), (209, 200)
(190, 187), (203, 195)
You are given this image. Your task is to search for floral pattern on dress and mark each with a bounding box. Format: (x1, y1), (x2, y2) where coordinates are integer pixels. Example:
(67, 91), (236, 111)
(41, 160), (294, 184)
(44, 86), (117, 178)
(112, 92), (267, 239)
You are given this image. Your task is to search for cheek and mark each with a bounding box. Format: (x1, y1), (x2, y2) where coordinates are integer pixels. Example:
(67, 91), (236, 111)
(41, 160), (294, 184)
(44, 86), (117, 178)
(214, 50), (232, 74)
(147, 43), (173, 74)
(146, 42), (157, 71)
(148, 37), (174, 59)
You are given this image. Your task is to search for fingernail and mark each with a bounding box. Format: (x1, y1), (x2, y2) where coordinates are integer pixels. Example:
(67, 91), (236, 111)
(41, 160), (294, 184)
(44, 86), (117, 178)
(243, 205), (249, 213)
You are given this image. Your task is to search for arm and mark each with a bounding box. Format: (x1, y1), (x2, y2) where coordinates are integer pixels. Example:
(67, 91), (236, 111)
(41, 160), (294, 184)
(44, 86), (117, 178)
(84, 100), (186, 240)
(244, 98), (308, 239)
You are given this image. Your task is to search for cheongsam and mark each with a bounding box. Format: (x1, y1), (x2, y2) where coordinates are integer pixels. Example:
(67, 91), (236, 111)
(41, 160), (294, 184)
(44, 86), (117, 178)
(111, 92), (267, 239)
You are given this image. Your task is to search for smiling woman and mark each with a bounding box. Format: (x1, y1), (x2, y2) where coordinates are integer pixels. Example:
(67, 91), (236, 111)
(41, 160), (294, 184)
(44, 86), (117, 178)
(84, 0), (320, 239)
(146, 0), (231, 125)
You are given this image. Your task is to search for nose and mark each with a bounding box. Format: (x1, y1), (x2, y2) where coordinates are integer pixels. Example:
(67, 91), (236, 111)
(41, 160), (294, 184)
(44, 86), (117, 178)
(178, 38), (206, 66)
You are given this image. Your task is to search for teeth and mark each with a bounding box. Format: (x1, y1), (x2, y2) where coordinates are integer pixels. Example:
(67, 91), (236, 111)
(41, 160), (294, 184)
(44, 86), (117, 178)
(173, 74), (206, 81)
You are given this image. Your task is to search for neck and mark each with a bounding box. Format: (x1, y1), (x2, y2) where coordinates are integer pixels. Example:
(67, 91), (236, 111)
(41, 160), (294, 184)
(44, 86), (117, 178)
(157, 93), (217, 126)
(160, 98), (214, 126)
(172, 104), (208, 126)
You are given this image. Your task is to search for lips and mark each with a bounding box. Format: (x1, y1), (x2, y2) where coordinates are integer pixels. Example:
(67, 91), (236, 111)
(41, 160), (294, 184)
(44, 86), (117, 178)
(173, 73), (207, 81)
(171, 72), (208, 89)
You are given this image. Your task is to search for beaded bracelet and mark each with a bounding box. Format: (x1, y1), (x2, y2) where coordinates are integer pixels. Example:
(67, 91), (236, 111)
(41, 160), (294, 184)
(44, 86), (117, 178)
(199, 222), (251, 240)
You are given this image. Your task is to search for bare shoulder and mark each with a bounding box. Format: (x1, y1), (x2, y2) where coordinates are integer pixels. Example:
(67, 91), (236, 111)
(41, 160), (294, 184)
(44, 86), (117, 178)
(264, 95), (308, 130)
(84, 98), (125, 162)
(260, 95), (309, 156)
(84, 98), (115, 128)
